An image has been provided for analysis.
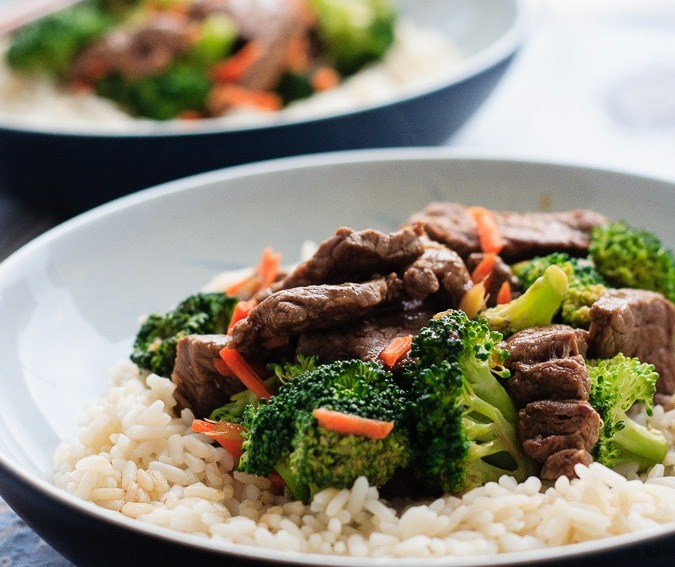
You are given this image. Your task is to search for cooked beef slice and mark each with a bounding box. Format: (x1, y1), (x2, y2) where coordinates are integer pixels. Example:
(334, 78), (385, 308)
(504, 325), (589, 367)
(518, 399), (601, 463)
(171, 334), (244, 418)
(296, 300), (437, 365)
(402, 239), (472, 307)
(231, 275), (403, 352)
(540, 448), (594, 480)
(405, 202), (607, 262)
(259, 227), (424, 300)
(506, 355), (590, 408)
(466, 252), (520, 306)
(191, 0), (309, 92)
(405, 203), (479, 259)
(588, 288), (675, 400)
(69, 15), (191, 82)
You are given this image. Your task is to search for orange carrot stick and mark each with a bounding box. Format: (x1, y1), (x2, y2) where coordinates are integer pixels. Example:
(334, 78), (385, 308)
(227, 299), (256, 334)
(378, 334), (412, 367)
(219, 347), (273, 399)
(311, 66), (340, 92)
(191, 419), (245, 458)
(468, 206), (504, 255)
(471, 252), (497, 285)
(211, 40), (263, 83)
(256, 246), (282, 290)
(312, 408), (394, 440)
(496, 280), (512, 304)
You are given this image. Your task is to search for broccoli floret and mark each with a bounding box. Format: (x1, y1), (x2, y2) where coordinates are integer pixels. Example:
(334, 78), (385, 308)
(512, 253), (608, 329)
(403, 310), (536, 495)
(481, 265), (569, 336)
(309, 0), (396, 75)
(589, 220), (675, 303)
(94, 63), (212, 120)
(239, 359), (412, 503)
(587, 354), (668, 471)
(187, 13), (238, 68)
(6, 1), (114, 76)
(131, 292), (237, 377)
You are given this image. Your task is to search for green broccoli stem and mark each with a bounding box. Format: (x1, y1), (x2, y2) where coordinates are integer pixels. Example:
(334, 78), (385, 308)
(462, 360), (517, 425)
(482, 265), (569, 335)
(610, 417), (668, 471)
(273, 458), (311, 503)
(464, 395), (537, 482)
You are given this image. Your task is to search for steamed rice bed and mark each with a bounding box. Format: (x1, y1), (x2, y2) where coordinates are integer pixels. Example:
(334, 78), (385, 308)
(52, 357), (675, 559)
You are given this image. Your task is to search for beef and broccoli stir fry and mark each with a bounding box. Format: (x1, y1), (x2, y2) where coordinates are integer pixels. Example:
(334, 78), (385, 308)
(130, 202), (675, 503)
(5, 0), (397, 120)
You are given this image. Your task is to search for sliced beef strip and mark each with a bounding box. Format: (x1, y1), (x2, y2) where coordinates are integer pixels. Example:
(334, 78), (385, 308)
(540, 448), (594, 480)
(191, 0), (311, 89)
(171, 334), (244, 418)
(260, 227), (424, 299)
(518, 399), (601, 463)
(231, 274), (404, 353)
(507, 355), (590, 409)
(402, 238), (472, 307)
(405, 202), (607, 263)
(296, 299), (437, 365)
(466, 252), (520, 306)
(504, 324), (589, 367)
(69, 14), (191, 82)
(588, 288), (675, 401)
(404, 203), (479, 259)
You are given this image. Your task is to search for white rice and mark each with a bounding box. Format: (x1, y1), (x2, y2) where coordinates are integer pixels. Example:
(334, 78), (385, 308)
(0, 20), (462, 132)
(53, 362), (675, 559)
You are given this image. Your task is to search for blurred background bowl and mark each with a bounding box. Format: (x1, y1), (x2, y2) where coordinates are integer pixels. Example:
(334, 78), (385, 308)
(0, 0), (525, 215)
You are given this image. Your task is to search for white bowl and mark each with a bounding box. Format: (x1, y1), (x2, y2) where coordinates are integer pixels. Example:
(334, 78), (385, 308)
(1, 148), (675, 566)
(0, 0), (526, 214)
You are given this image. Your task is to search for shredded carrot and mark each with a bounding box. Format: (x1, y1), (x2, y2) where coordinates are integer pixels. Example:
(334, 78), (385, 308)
(191, 419), (245, 458)
(379, 334), (412, 367)
(312, 408), (394, 440)
(471, 252), (497, 285)
(227, 299), (256, 334)
(459, 280), (487, 318)
(496, 280), (512, 304)
(209, 84), (282, 112)
(257, 246), (282, 290)
(284, 34), (311, 73)
(311, 66), (340, 92)
(178, 109), (204, 120)
(211, 40), (263, 83)
(219, 347), (273, 399)
(468, 206), (504, 255)
(212, 357), (232, 377)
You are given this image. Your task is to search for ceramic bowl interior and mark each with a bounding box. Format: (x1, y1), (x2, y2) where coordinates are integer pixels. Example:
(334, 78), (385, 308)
(1, 149), (675, 566)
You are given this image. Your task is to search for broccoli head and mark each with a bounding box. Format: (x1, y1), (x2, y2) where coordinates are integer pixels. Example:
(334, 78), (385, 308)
(130, 292), (237, 377)
(94, 63), (212, 120)
(589, 220), (675, 303)
(309, 0), (396, 75)
(402, 310), (536, 495)
(238, 359), (412, 503)
(588, 353), (668, 471)
(481, 264), (569, 336)
(6, 1), (114, 76)
(511, 252), (608, 329)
